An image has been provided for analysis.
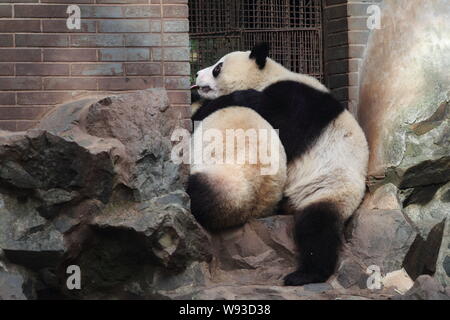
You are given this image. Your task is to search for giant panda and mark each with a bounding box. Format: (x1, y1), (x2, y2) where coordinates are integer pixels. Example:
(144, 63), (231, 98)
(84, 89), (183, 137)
(187, 90), (287, 231)
(189, 43), (369, 286)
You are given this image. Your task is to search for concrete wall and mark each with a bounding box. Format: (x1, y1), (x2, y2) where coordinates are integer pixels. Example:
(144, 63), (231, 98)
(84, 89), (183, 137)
(0, 0), (190, 132)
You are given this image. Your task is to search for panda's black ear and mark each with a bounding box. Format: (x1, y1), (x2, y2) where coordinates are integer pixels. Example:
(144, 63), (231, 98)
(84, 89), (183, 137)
(249, 43), (270, 70)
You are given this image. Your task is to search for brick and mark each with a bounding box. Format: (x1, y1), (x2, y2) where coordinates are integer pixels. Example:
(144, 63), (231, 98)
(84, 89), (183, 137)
(0, 92), (15, 105)
(126, 63), (161, 75)
(348, 17), (373, 31)
(0, 34), (13, 47)
(80, 5), (160, 18)
(43, 20), (96, 33)
(163, 5), (188, 18)
(152, 47), (189, 61)
(149, 21), (162, 32)
(327, 32), (347, 48)
(0, 20), (41, 33)
(326, 31), (369, 47)
(16, 120), (39, 131)
(97, 77), (163, 90)
(0, 49), (41, 62)
(0, 77), (42, 90)
(325, 45), (366, 60)
(0, 121), (16, 131)
(348, 3), (371, 17)
(325, 0), (347, 5)
(163, 34), (189, 46)
(165, 76), (190, 90)
(153, 0), (187, 3)
(0, 0), (39, 3)
(328, 73), (349, 89)
(43, 78), (97, 90)
(164, 62), (190, 75)
(96, 0), (147, 3)
(71, 35), (124, 47)
(41, 0), (93, 3)
(98, 20), (150, 33)
(16, 34), (69, 47)
(0, 5), (12, 18)
(15, 5), (67, 18)
(125, 34), (161, 47)
(167, 91), (189, 104)
(44, 49), (97, 62)
(71, 63), (123, 76)
(331, 87), (349, 101)
(163, 20), (189, 33)
(0, 106), (49, 120)
(99, 48), (150, 61)
(325, 5), (348, 20)
(17, 92), (76, 105)
(16, 63), (70, 76)
(0, 64), (14, 76)
(325, 59), (361, 75)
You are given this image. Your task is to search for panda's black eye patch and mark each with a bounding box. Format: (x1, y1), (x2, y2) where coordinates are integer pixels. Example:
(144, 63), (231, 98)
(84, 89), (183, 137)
(213, 62), (223, 78)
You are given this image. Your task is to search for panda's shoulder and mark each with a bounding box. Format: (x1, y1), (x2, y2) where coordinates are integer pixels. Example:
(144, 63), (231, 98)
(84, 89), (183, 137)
(263, 80), (344, 114)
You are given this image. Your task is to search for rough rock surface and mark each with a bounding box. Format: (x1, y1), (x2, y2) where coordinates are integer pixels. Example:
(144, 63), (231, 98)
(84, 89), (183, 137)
(0, 89), (212, 299)
(358, 0), (450, 288)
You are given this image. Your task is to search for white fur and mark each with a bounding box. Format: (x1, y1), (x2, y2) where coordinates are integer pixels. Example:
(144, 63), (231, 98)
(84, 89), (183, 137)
(191, 107), (287, 227)
(195, 50), (369, 220)
(284, 110), (368, 219)
(196, 51), (328, 100)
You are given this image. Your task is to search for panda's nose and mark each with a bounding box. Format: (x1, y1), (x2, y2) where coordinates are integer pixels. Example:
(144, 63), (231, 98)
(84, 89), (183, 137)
(196, 72), (199, 78)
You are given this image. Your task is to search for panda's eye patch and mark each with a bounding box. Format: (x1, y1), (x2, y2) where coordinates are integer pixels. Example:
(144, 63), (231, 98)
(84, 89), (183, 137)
(213, 62), (223, 78)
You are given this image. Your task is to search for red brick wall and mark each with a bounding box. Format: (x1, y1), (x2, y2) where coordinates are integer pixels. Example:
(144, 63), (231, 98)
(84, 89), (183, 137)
(0, 0), (190, 131)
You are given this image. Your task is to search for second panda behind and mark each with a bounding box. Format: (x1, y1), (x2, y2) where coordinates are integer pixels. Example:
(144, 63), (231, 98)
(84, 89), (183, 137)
(190, 43), (369, 286)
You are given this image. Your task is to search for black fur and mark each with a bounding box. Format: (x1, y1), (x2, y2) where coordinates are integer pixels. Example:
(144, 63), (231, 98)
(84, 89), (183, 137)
(186, 173), (223, 231)
(192, 80), (344, 162)
(284, 202), (342, 286)
(191, 89), (202, 104)
(213, 62), (223, 78)
(249, 43), (270, 69)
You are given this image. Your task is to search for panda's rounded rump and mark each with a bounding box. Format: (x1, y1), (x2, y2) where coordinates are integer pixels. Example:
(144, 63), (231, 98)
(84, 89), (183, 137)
(188, 106), (287, 230)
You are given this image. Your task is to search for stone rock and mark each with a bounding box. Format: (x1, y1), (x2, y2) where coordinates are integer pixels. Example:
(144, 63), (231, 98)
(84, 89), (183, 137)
(381, 269), (414, 295)
(395, 275), (449, 300)
(361, 183), (401, 210)
(345, 209), (417, 275)
(0, 260), (37, 300)
(209, 216), (296, 286)
(357, 0), (450, 290)
(435, 219), (450, 287)
(0, 89), (212, 299)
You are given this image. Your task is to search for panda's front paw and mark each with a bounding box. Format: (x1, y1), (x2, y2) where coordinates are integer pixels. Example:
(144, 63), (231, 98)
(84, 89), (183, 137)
(283, 270), (328, 286)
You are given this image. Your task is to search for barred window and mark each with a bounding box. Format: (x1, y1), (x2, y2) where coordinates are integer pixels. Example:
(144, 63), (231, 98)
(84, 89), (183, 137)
(189, 0), (323, 82)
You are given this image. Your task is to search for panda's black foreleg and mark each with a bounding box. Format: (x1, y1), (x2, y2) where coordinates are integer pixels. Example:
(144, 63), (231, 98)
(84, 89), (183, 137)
(284, 202), (342, 286)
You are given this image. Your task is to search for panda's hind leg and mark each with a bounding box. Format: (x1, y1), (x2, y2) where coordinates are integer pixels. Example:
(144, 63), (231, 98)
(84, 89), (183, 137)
(284, 201), (342, 286)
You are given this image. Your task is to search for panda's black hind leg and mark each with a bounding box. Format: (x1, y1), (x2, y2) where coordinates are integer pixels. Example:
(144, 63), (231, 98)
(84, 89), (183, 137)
(284, 202), (342, 286)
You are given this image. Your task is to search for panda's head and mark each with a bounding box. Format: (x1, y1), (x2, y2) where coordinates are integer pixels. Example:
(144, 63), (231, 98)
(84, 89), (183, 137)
(194, 43), (275, 100)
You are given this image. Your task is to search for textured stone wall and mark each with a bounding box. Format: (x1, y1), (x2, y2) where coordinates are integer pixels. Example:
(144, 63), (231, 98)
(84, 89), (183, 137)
(357, 0), (450, 287)
(0, 0), (190, 132)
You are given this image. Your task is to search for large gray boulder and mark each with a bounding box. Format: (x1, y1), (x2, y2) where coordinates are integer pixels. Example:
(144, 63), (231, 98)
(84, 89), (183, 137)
(0, 89), (212, 299)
